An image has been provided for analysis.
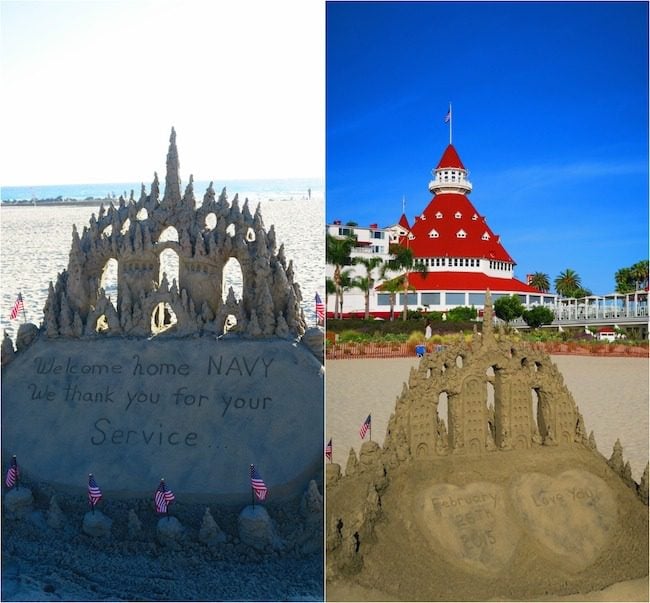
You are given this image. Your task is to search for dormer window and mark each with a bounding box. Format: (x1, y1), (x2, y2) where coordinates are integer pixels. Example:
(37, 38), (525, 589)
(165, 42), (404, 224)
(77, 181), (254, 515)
(408, 233), (415, 240)
(472, 213), (478, 221)
(456, 229), (467, 238)
(428, 229), (439, 238)
(435, 211), (443, 219)
(482, 231), (490, 240)
(420, 213), (426, 221)
(454, 211), (462, 219)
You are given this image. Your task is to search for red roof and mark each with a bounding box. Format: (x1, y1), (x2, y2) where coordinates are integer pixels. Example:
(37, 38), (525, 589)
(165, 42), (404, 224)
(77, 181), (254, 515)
(380, 272), (543, 294)
(398, 213), (410, 230)
(436, 144), (465, 170)
(402, 193), (514, 262)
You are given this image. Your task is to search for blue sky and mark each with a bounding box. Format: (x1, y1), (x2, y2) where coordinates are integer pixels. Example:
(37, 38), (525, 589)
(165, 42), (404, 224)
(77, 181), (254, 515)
(326, 1), (649, 295)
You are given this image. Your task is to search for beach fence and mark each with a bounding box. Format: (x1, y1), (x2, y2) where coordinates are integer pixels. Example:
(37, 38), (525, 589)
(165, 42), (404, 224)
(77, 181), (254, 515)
(326, 342), (446, 360)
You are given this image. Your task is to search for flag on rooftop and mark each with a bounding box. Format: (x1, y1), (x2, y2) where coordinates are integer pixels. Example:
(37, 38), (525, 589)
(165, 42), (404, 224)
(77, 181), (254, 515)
(154, 479), (175, 514)
(5, 456), (18, 489)
(444, 109), (451, 123)
(315, 292), (325, 324)
(325, 438), (332, 461)
(359, 414), (371, 440)
(249, 464), (268, 501)
(88, 474), (102, 507)
(9, 293), (24, 320)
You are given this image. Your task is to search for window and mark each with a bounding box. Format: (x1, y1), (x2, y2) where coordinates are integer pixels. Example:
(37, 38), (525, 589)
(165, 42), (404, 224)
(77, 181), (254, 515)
(372, 231), (384, 239)
(446, 292), (465, 305)
(428, 228), (439, 238)
(377, 293), (391, 306)
(482, 232), (490, 240)
(456, 229), (467, 238)
(421, 293), (440, 305)
(435, 211), (443, 219)
(472, 213), (478, 221)
(454, 211), (462, 219)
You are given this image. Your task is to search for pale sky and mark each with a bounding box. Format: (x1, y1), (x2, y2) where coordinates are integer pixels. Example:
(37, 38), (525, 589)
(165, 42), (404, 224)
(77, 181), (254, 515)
(0, 0), (324, 186)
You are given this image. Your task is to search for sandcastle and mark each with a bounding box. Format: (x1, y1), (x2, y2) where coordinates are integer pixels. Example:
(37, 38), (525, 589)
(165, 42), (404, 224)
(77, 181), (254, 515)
(327, 292), (648, 600)
(1, 129), (323, 502)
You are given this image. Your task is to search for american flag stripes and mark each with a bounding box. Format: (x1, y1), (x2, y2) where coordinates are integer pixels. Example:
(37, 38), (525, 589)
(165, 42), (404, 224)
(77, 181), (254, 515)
(315, 292), (325, 324)
(359, 414), (371, 439)
(249, 464), (268, 501)
(5, 456), (18, 489)
(9, 293), (24, 320)
(154, 479), (175, 514)
(325, 438), (332, 461)
(88, 474), (102, 507)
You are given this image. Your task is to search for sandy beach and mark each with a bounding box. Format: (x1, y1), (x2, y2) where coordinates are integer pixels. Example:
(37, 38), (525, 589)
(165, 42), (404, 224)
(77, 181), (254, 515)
(326, 355), (649, 481)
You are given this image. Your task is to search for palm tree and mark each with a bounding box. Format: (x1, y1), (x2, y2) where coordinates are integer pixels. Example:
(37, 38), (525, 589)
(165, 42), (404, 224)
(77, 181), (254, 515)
(388, 243), (426, 320)
(353, 256), (382, 319)
(337, 269), (354, 318)
(381, 277), (403, 321)
(529, 272), (550, 293)
(554, 269), (582, 298)
(326, 234), (355, 319)
(631, 260), (649, 291)
(325, 277), (336, 312)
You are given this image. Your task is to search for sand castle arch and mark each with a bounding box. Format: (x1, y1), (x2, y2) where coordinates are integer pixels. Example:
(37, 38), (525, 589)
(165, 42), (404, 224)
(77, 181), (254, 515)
(35, 127), (306, 340)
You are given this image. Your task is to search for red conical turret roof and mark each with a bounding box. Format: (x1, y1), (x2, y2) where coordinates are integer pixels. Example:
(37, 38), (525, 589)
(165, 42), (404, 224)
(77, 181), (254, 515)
(398, 213), (410, 230)
(436, 144), (465, 170)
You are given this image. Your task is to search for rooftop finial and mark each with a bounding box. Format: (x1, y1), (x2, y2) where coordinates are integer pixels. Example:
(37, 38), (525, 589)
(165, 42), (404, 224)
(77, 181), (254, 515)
(163, 126), (181, 206)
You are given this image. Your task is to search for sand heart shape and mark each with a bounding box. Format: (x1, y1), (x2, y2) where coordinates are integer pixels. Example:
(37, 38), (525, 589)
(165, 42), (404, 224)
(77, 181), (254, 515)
(511, 470), (617, 572)
(416, 482), (521, 574)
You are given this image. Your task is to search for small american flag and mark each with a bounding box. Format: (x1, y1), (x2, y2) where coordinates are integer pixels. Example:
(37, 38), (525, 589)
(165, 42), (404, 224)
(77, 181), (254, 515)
(249, 464), (268, 501)
(5, 456), (18, 489)
(359, 414), (371, 439)
(9, 293), (24, 320)
(88, 474), (102, 507)
(325, 438), (332, 461)
(315, 292), (325, 324)
(444, 109), (451, 124)
(154, 479), (175, 514)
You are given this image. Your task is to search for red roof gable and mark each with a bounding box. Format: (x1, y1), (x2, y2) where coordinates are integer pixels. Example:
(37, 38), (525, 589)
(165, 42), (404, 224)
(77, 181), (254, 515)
(398, 213), (410, 230)
(380, 272), (543, 294)
(436, 144), (465, 170)
(403, 193), (514, 262)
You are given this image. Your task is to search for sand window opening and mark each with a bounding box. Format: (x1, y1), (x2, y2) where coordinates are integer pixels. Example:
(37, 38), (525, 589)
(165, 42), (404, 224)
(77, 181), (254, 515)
(532, 388), (541, 436)
(205, 212), (217, 231)
(151, 302), (177, 335)
(120, 218), (131, 235)
(101, 225), (113, 238)
(136, 208), (148, 221)
(158, 225), (179, 243)
(224, 314), (238, 334)
(100, 258), (118, 304)
(226, 223), (236, 237)
(246, 227), (256, 242)
(437, 391), (449, 433)
(486, 365), (495, 378)
(223, 257), (243, 302)
(95, 314), (109, 333)
(159, 248), (180, 290)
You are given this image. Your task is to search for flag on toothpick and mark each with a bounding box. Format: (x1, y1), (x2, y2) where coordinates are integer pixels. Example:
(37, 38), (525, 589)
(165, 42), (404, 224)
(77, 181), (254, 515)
(325, 438), (332, 461)
(9, 293), (24, 320)
(154, 479), (175, 514)
(88, 474), (102, 507)
(249, 464), (268, 501)
(5, 456), (18, 489)
(315, 292), (325, 325)
(359, 414), (371, 440)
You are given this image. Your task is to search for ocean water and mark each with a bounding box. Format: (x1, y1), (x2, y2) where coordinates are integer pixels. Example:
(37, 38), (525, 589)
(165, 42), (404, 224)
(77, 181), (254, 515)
(1, 178), (322, 204)
(0, 182), (324, 341)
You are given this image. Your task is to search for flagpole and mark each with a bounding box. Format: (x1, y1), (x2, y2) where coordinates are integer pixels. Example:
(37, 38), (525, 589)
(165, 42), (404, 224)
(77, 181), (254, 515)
(369, 415), (372, 442)
(20, 293), (27, 324)
(449, 102), (452, 145)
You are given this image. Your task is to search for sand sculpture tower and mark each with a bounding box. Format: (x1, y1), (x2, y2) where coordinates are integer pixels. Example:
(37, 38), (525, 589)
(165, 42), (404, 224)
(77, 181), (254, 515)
(39, 128), (306, 342)
(381, 291), (589, 463)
